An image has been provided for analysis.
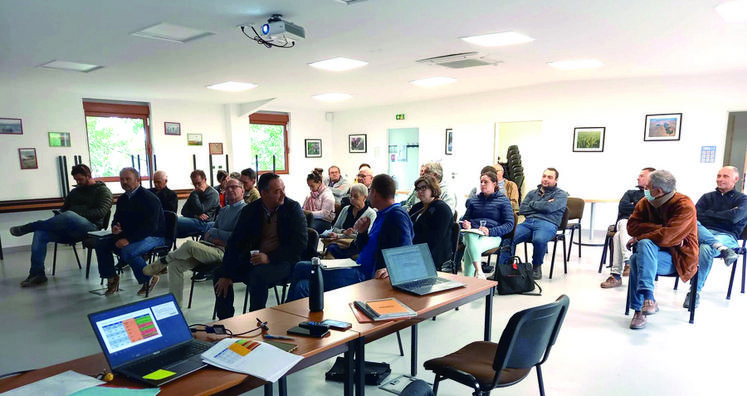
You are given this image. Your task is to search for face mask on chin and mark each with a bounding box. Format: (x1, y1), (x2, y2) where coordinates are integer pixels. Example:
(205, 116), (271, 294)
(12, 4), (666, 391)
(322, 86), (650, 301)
(644, 189), (655, 201)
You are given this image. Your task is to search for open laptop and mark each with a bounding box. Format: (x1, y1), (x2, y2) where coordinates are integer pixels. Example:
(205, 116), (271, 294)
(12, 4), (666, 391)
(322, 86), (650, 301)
(88, 293), (213, 387)
(382, 244), (465, 296)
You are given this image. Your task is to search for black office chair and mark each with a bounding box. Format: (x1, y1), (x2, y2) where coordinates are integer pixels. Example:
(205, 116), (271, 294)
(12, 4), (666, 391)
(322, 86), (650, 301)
(52, 210), (111, 277)
(424, 295), (570, 396)
(598, 223), (617, 273)
(522, 209), (569, 279)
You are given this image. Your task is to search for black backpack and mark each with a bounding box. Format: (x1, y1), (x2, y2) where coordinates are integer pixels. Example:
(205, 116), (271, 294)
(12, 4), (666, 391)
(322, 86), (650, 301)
(495, 255), (542, 296)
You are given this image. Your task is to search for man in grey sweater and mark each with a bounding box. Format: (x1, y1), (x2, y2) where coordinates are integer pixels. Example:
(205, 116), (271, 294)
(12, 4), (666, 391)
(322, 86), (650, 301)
(176, 169), (220, 238)
(144, 178), (245, 306)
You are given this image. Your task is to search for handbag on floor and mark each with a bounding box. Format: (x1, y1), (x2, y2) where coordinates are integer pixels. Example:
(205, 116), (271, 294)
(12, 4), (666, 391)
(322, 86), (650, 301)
(495, 255), (542, 296)
(325, 357), (391, 385)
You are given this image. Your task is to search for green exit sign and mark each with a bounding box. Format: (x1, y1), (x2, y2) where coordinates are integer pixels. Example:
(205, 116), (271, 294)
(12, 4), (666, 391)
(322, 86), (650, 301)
(395, 114), (406, 120)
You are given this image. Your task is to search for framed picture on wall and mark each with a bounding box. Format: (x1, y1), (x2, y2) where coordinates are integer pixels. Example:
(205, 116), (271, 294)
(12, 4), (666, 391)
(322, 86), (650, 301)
(644, 113), (682, 141)
(164, 122), (181, 136)
(445, 128), (453, 155)
(209, 142), (223, 155)
(349, 134), (367, 153)
(305, 138), (322, 158)
(18, 148), (38, 169)
(187, 133), (203, 146)
(0, 118), (23, 135)
(572, 127), (605, 152)
(48, 132), (71, 147)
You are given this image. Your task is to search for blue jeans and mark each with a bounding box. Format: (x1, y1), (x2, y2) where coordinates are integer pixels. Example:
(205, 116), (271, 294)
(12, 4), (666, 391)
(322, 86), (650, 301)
(95, 235), (166, 284)
(628, 239), (676, 310)
(327, 243), (360, 259)
(309, 218), (333, 235)
(286, 261), (365, 302)
(697, 225), (738, 291)
(176, 217), (213, 238)
(28, 211), (97, 275)
(511, 218), (558, 267)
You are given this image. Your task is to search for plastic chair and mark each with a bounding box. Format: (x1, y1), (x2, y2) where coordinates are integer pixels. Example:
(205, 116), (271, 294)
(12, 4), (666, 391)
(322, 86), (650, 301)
(423, 295), (570, 396)
(565, 197), (585, 261)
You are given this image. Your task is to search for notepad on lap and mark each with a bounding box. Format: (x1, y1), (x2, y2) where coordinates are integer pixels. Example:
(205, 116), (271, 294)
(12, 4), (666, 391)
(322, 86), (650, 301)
(320, 258), (360, 270)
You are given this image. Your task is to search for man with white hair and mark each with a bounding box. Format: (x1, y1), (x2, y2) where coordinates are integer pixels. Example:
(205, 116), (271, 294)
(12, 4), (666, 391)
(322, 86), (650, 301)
(148, 170), (178, 213)
(402, 161), (456, 212)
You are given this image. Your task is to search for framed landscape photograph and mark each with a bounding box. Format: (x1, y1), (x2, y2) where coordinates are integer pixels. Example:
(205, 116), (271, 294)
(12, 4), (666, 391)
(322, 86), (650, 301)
(349, 134), (367, 153)
(18, 148), (38, 169)
(445, 128), (453, 155)
(305, 138), (322, 158)
(187, 133), (203, 146)
(48, 132), (71, 147)
(209, 142), (223, 155)
(164, 122), (181, 136)
(644, 113), (682, 141)
(572, 127), (605, 152)
(0, 118), (23, 135)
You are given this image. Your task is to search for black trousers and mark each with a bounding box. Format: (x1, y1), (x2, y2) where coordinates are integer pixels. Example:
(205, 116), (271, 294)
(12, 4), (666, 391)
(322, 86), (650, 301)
(213, 262), (291, 319)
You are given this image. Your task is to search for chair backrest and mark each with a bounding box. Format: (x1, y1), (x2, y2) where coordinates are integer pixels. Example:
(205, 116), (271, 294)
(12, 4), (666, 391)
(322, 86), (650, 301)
(302, 227), (320, 261)
(163, 211), (178, 247)
(558, 208), (569, 231)
(491, 295), (570, 385)
(101, 210), (112, 231)
(740, 225), (747, 241)
(566, 197), (585, 221)
(502, 212), (519, 240)
(450, 222), (460, 256)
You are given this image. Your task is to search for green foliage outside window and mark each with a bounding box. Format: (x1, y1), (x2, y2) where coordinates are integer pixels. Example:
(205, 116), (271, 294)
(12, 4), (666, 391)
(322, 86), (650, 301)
(86, 116), (148, 178)
(249, 123), (286, 171)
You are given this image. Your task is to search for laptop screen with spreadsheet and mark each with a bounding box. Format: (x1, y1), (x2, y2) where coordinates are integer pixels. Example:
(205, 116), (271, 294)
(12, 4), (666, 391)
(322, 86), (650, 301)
(383, 244), (438, 286)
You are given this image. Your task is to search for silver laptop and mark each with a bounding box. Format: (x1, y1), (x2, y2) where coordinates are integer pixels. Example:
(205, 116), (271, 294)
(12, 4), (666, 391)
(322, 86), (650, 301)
(88, 293), (213, 387)
(383, 244), (465, 296)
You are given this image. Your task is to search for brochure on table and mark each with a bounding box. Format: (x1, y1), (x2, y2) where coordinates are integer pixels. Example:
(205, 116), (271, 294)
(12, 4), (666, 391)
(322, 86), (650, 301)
(201, 338), (303, 383)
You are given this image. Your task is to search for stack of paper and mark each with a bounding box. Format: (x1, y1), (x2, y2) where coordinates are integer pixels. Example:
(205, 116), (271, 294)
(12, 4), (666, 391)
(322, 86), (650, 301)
(201, 339), (303, 383)
(320, 258), (360, 270)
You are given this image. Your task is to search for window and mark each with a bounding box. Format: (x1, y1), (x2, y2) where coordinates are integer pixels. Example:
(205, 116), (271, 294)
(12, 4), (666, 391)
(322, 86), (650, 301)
(83, 102), (152, 181)
(249, 112), (289, 174)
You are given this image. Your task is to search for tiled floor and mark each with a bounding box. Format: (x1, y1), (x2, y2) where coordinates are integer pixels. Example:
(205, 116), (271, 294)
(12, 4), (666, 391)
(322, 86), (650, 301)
(1, 241), (746, 395)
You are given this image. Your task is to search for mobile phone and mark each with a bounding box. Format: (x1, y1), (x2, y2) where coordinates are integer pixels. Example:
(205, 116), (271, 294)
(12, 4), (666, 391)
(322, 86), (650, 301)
(320, 319), (352, 330)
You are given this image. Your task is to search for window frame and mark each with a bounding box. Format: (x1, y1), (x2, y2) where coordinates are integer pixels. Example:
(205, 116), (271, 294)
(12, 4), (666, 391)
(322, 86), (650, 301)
(249, 112), (290, 174)
(83, 101), (152, 182)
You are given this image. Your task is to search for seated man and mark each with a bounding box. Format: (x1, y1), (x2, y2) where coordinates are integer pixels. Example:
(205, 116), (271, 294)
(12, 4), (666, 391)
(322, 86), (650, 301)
(341, 166), (373, 207)
(286, 174), (414, 301)
(143, 178), (245, 307)
(239, 167), (261, 204)
(148, 170), (178, 213)
(402, 162), (457, 213)
(213, 173), (307, 317)
(94, 167), (166, 296)
(327, 165), (350, 204)
(177, 169), (220, 238)
(626, 170), (698, 330)
(601, 167), (655, 288)
(511, 168), (568, 280)
(11, 164), (112, 287)
(688, 166), (747, 307)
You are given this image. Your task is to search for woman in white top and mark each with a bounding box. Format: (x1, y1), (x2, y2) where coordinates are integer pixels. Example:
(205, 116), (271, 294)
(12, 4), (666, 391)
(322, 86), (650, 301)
(303, 170), (336, 234)
(326, 184), (376, 259)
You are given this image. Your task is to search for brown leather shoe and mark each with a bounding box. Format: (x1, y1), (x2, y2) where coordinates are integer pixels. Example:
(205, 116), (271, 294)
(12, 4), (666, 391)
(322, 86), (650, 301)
(600, 275), (622, 288)
(104, 275), (120, 296)
(622, 264), (630, 276)
(629, 311), (647, 329)
(137, 275), (159, 296)
(642, 299), (659, 315)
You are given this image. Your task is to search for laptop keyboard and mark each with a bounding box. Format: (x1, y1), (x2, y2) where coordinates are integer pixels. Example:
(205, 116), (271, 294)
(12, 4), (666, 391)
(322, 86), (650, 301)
(125, 341), (211, 376)
(401, 277), (449, 289)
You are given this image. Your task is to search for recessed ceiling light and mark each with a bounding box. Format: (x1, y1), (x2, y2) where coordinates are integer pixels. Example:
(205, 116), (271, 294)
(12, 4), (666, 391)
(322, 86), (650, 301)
(207, 81), (257, 92)
(309, 57), (368, 71)
(38, 60), (103, 73)
(312, 93), (352, 101)
(410, 77), (457, 87)
(548, 59), (604, 70)
(132, 23), (214, 43)
(716, 1), (747, 22)
(461, 31), (534, 47)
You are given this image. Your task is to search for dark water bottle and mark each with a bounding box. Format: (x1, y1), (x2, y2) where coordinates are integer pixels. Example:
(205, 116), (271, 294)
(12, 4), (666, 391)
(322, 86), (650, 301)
(309, 257), (324, 312)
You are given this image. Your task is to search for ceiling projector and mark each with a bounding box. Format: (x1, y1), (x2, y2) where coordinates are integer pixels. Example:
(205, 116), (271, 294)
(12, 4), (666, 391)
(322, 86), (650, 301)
(261, 14), (305, 40)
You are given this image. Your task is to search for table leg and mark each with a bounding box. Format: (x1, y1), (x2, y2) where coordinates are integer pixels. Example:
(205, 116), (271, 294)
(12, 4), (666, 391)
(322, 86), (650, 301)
(86, 247), (93, 279)
(588, 202), (595, 240)
(356, 337), (365, 396)
(264, 382), (273, 396)
(410, 324), (418, 376)
(484, 288), (494, 341)
(344, 344), (354, 396)
(278, 377), (287, 396)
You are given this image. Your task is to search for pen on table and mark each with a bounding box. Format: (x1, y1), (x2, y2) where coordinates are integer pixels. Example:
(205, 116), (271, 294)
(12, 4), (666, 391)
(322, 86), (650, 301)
(264, 334), (294, 340)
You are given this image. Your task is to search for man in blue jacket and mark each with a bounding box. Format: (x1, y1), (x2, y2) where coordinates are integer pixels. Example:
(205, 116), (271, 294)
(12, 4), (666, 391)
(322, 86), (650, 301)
(512, 168), (568, 280)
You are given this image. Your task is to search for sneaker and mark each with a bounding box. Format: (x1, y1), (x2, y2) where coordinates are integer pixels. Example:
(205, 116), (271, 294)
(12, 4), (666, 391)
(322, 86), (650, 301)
(532, 265), (542, 280)
(642, 299), (659, 315)
(20, 273), (47, 287)
(683, 291), (700, 309)
(143, 261), (167, 277)
(622, 263), (630, 277)
(629, 311), (647, 329)
(600, 275), (622, 289)
(137, 276), (159, 296)
(719, 248), (738, 267)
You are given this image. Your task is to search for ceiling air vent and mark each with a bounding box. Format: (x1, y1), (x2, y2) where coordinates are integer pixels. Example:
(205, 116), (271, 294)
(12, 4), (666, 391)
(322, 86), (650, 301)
(416, 52), (501, 69)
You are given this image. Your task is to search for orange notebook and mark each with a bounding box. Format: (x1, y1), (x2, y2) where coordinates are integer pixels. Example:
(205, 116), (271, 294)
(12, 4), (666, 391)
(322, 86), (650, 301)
(351, 298), (416, 321)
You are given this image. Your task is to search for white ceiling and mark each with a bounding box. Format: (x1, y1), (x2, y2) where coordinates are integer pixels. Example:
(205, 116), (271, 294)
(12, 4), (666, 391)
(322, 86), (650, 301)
(1, 0), (746, 112)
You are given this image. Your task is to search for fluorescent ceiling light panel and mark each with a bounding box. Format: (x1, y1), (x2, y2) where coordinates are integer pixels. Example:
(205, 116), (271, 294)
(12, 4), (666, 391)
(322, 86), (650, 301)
(132, 23), (214, 43)
(548, 59), (604, 70)
(716, 1), (747, 22)
(312, 93), (352, 101)
(461, 31), (534, 47)
(410, 77), (457, 87)
(309, 57), (368, 71)
(207, 81), (257, 92)
(38, 60), (102, 72)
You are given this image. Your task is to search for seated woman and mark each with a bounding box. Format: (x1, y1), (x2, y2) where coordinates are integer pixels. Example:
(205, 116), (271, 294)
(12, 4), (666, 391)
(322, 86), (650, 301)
(325, 183), (376, 258)
(460, 170), (514, 279)
(409, 175), (453, 271)
(303, 170), (336, 234)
